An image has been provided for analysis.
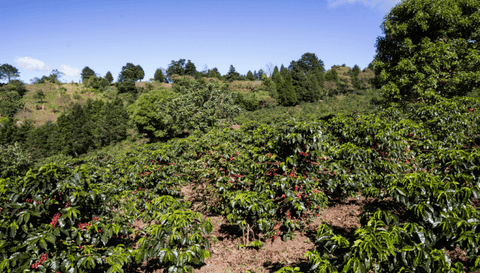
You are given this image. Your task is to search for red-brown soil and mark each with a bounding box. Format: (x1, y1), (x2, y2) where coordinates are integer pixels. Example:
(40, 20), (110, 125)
(127, 186), (478, 272)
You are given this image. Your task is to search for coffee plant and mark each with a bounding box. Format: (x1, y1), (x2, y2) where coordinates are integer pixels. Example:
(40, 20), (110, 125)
(1, 95), (479, 272)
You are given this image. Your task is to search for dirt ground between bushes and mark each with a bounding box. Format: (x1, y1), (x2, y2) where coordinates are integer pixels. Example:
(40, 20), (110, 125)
(129, 186), (369, 273)
(129, 184), (479, 273)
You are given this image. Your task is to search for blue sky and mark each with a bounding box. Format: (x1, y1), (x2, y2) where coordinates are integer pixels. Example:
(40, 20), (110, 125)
(1, 0), (402, 84)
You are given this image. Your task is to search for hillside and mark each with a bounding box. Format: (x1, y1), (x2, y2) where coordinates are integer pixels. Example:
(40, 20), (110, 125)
(324, 66), (375, 95)
(13, 82), (171, 127)
(13, 70), (375, 128)
(1, 96), (479, 273)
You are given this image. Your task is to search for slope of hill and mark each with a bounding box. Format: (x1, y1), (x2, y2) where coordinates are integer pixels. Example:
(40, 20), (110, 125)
(324, 65), (375, 95)
(13, 82), (171, 127)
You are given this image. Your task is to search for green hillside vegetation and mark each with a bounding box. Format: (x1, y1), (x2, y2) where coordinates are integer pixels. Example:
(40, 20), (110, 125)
(1, 0), (480, 271)
(323, 65), (375, 96)
(13, 81), (172, 127)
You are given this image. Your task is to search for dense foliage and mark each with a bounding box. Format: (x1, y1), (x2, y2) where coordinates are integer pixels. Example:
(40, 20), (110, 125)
(0, 64), (20, 83)
(128, 82), (241, 141)
(0, 80), (27, 119)
(30, 70), (64, 85)
(0, 98), (130, 165)
(0, 142), (32, 178)
(1, 95), (479, 272)
(3, 1), (479, 271)
(372, 0), (480, 106)
(81, 67), (95, 83)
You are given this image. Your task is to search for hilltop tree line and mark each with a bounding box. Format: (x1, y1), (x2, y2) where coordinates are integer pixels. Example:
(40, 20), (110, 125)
(71, 52), (373, 108)
(2, 52), (375, 116)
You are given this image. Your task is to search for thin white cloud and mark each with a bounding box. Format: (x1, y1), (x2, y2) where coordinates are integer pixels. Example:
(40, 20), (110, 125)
(60, 64), (81, 77)
(14, 57), (51, 71)
(328, 0), (402, 11)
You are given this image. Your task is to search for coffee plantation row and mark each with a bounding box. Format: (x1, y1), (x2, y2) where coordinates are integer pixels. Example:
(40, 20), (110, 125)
(1, 96), (479, 272)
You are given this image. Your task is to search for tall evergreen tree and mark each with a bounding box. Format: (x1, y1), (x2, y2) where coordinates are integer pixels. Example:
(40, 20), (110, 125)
(105, 71), (113, 84)
(272, 66), (285, 105)
(24, 122), (51, 159)
(289, 53), (325, 100)
(68, 104), (92, 157)
(289, 63), (310, 102)
(272, 66), (283, 86)
(282, 73), (297, 106)
(272, 66), (280, 79)
(184, 60), (197, 77)
(97, 98), (129, 146)
(225, 65), (240, 82)
(350, 64), (362, 89)
(306, 72), (322, 101)
(262, 77), (277, 99)
(246, 70), (254, 81)
(372, 0), (480, 105)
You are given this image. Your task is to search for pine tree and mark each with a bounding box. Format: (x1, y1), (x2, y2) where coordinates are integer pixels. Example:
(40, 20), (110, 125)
(185, 60), (197, 77)
(272, 67), (285, 105)
(306, 72), (321, 101)
(246, 70), (254, 81)
(26, 121), (55, 159)
(280, 65), (289, 79)
(282, 73), (297, 106)
(68, 104), (92, 157)
(350, 65), (362, 90)
(225, 65), (240, 82)
(272, 66), (280, 83)
(105, 71), (114, 84)
(262, 78), (277, 100)
(289, 63), (308, 102)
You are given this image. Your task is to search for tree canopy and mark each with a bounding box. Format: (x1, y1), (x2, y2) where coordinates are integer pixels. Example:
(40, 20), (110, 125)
(105, 71), (114, 84)
(0, 88), (24, 118)
(154, 68), (166, 83)
(0, 64), (20, 82)
(118, 63), (144, 82)
(128, 82), (241, 141)
(185, 60), (197, 77)
(81, 66), (95, 83)
(349, 64), (362, 89)
(225, 65), (240, 82)
(246, 70), (254, 81)
(372, 0), (480, 106)
(135, 65), (145, 82)
(166, 59), (186, 81)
